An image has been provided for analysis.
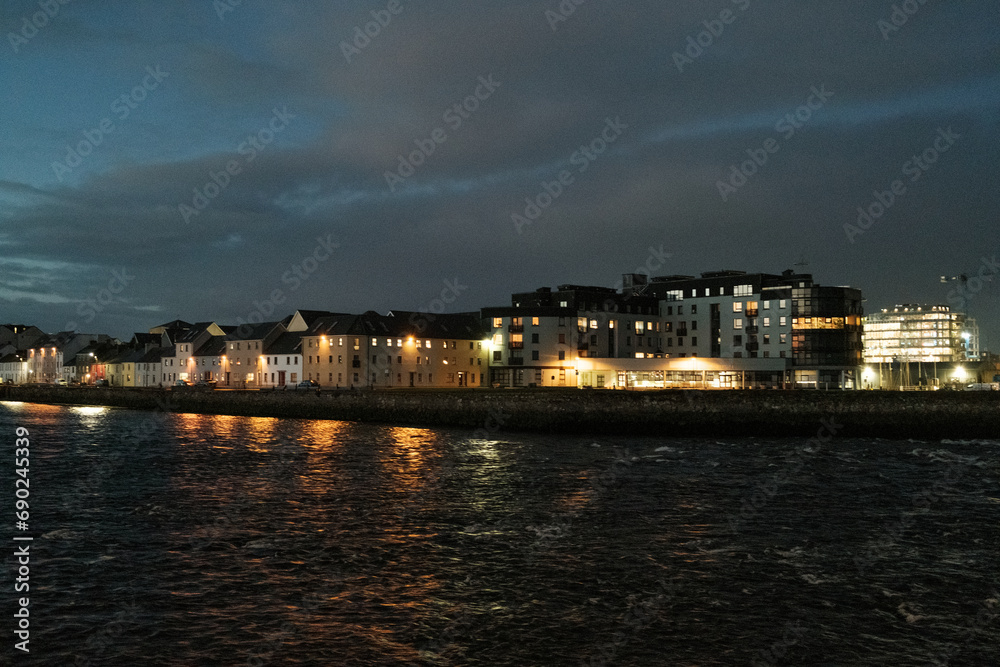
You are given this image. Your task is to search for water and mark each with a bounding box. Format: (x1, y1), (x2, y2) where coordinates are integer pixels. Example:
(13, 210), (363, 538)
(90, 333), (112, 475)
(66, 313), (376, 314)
(1, 401), (997, 666)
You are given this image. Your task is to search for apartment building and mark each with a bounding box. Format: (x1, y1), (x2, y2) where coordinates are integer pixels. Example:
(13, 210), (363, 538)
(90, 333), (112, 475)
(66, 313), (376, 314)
(482, 284), (662, 388)
(300, 311), (488, 389)
(636, 270), (863, 389)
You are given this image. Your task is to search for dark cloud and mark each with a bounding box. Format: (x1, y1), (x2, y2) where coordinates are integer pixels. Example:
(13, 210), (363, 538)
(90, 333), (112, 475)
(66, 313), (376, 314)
(0, 0), (998, 343)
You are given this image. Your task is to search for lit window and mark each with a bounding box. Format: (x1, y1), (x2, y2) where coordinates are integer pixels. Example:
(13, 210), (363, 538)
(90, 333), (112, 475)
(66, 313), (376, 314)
(779, 300), (787, 309)
(532, 317), (539, 326)
(763, 317), (771, 327)
(780, 317), (787, 327)
(493, 317), (503, 329)
(734, 318), (743, 329)
(590, 319), (598, 329)
(763, 301), (770, 310)
(733, 302), (743, 313)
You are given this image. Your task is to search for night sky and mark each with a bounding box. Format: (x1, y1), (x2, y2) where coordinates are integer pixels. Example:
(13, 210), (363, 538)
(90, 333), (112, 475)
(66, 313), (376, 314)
(1, 1), (998, 344)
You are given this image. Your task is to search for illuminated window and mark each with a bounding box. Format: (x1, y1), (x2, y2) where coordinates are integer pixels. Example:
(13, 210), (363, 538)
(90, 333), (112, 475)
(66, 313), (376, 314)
(532, 317), (539, 326)
(733, 302), (743, 313)
(763, 317), (771, 327)
(779, 300), (787, 309)
(493, 317), (503, 329)
(635, 321), (645, 334)
(734, 318), (743, 329)
(763, 301), (770, 310)
(492, 333), (503, 347)
(734, 284), (753, 297)
(371, 338), (377, 346)
(780, 317), (787, 327)
(590, 319), (598, 329)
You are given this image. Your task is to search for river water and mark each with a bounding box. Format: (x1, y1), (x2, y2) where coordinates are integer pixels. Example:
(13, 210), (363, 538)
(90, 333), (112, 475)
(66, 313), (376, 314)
(0, 401), (997, 666)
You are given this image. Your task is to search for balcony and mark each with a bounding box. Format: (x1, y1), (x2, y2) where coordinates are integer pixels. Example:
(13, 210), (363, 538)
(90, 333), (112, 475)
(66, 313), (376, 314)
(508, 341), (524, 350)
(746, 308), (759, 318)
(745, 325), (759, 335)
(745, 342), (759, 352)
(508, 324), (524, 333)
(508, 357), (524, 366)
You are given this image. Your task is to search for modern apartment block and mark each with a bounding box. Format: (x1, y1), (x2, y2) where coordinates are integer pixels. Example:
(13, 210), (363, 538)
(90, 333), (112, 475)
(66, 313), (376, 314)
(638, 270), (864, 389)
(484, 270), (864, 389)
(482, 284), (662, 388)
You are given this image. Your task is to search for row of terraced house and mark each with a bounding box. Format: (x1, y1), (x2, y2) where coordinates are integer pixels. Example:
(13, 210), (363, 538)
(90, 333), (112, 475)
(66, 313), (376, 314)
(2, 269), (987, 391)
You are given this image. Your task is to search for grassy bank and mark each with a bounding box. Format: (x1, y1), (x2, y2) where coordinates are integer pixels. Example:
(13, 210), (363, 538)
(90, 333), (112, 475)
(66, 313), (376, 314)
(2, 385), (999, 439)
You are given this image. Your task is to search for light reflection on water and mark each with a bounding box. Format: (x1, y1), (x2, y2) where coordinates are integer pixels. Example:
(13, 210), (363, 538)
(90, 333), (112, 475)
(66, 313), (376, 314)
(0, 403), (997, 666)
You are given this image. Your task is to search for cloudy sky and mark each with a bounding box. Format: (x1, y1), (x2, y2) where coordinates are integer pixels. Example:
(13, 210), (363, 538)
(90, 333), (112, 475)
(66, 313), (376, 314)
(1, 0), (998, 344)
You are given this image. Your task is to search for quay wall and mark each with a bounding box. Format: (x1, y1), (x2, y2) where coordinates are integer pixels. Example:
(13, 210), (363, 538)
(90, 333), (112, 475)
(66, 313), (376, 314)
(2, 386), (999, 440)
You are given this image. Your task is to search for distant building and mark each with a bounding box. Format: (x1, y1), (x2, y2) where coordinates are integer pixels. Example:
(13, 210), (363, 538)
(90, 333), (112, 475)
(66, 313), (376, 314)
(863, 305), (972, 364)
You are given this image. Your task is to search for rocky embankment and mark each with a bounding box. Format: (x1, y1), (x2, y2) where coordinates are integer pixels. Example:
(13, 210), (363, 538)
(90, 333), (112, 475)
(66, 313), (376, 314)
(2, 385), (999, 439)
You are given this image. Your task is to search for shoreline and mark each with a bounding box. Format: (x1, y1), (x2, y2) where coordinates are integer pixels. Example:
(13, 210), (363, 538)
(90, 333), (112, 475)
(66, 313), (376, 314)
(2, 386), (999, 439)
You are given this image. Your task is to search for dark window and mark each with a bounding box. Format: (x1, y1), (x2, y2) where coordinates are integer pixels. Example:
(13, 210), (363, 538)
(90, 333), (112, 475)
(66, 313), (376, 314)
(558, 351), (565, 360)
(493, 351), (502, 362)
(531, 333), (539, 344)
(531, 350), (539, 360)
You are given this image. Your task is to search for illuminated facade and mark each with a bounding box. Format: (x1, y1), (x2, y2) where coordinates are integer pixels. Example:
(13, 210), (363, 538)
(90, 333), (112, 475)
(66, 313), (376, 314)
(301, 311), (488, 389)
(863, 305), (972, 364)
(482, 285), (662, 388)
(640, 270), (863, 389)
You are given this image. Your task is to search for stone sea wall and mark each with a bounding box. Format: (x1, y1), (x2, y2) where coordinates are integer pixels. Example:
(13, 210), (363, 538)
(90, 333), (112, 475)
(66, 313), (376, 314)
(2, 386), (999, 440)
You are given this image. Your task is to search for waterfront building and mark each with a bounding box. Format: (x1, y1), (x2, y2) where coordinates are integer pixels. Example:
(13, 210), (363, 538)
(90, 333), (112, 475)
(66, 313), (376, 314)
(863, 305), (971, 364)
(26, 332), (107, 383)
(222, 321), (284, 388)
(639, 270), (863, 389)
(861, 305), (981, 389)
(485, 271), (864, 389)
(167, 322), (228, 384)
(261, 331), (303, 387)
(0, 351), (28, 384)
(300, 311), (488, 389)
(482, 284), (662, 388)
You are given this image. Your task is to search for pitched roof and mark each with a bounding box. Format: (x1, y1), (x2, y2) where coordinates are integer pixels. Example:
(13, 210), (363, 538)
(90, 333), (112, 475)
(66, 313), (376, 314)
(264, 331), (304, 355)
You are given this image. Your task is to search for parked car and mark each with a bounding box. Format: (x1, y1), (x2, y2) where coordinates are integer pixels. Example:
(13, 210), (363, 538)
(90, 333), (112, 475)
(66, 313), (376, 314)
(95, 379), (110, 387)
(55, 378), (68, 386)
(194, 380), (216, 389)
(294, 380), (320, 390)
(173, 380), (190, 387)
